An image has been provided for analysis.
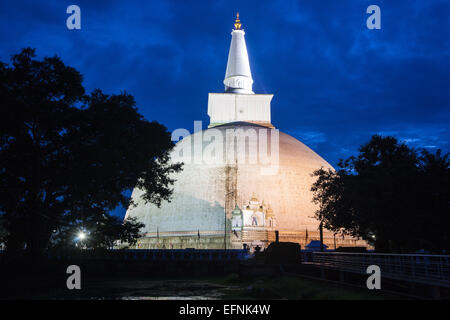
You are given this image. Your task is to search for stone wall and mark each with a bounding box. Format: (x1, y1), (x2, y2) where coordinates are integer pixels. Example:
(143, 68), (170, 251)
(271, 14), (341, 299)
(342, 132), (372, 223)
(129, 230), (370, 250)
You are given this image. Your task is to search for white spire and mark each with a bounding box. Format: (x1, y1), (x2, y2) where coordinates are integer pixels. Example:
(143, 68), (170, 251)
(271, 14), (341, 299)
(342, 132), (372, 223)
(224, 13), (254, 94)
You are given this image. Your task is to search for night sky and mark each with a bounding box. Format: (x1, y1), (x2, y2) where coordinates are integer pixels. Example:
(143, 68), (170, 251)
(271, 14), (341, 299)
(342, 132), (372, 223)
(1, 1), (449, 216)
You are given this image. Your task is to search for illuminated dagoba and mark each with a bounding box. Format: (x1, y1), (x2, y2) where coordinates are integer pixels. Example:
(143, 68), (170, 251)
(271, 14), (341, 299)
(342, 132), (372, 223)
(125, 14), (368, 250)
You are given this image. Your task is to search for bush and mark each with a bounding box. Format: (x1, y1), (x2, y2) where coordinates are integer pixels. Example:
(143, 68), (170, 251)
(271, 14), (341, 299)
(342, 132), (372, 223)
(264, 242), (301, 264)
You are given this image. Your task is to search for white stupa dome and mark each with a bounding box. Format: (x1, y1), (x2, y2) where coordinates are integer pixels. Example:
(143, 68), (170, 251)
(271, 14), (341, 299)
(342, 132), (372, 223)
(125, 122), (333, 245)
(125, 15), (368, 250)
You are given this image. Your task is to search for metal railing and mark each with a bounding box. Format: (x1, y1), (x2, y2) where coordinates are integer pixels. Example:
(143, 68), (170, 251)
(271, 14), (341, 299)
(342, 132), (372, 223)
(312, 252), (450, 287)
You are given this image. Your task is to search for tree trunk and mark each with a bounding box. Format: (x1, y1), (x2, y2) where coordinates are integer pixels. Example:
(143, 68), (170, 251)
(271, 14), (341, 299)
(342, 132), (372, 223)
(23, 214), (53, 261)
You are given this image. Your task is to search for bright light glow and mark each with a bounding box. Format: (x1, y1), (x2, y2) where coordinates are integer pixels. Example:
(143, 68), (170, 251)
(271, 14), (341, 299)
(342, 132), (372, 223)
(78, 232), (86, 240)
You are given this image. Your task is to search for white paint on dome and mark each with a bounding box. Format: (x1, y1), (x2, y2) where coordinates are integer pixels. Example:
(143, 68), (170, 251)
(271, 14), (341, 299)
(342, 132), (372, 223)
(125, 123), (333, 236)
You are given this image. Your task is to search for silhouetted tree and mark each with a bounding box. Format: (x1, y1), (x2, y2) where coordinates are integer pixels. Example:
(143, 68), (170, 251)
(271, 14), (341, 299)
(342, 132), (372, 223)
(414, 149), (450, 252)
(0, 48), (182, 258)
(311, 135), (449, 253)
(0, 215), (7, 247)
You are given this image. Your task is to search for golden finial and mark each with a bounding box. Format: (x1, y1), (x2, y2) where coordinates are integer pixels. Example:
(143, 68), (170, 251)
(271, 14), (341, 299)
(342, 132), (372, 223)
(234, 12), (242, 30)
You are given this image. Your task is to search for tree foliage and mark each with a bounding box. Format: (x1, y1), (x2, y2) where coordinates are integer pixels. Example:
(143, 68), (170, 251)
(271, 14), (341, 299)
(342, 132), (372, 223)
(311, 135), (449, 253)
(0, 48), (182, 257)
(50, 215), (144, 250)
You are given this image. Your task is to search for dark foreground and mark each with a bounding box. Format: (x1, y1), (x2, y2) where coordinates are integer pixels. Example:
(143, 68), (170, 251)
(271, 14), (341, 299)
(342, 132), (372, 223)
(1, 273), (400, 300)
(2, 248), (443, 299)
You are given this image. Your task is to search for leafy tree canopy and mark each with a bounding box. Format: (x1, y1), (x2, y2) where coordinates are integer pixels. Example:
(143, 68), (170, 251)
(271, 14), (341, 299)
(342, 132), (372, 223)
(50, 215), (145, 250)
(311, 135), (449, 253)
(0, 48), (182, 257)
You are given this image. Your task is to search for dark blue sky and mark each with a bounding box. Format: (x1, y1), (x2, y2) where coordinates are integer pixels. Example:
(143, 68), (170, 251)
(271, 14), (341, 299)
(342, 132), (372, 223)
(1, 0), (449, 165)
